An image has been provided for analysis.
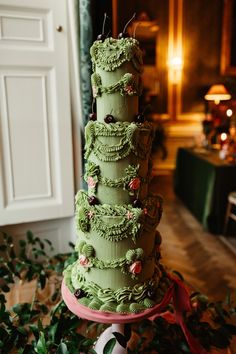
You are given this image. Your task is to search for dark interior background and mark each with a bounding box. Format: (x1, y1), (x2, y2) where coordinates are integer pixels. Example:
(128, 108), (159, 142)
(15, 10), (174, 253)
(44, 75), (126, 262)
(92, 0), (236, 116)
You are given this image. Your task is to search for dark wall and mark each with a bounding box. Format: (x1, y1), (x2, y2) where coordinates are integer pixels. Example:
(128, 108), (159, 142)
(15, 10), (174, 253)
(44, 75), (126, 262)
(117, 0), (169, 114)
(92, 0), (236, 114)
(91, 0), (113, 41)
(182, 0), (223, 113)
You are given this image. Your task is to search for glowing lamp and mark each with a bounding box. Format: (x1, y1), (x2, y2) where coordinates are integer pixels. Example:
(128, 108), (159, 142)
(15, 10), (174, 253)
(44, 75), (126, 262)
(226, 109), (233, 117)
(220, 132), (227, 142)
(168, 56), (183, 84)
(204, 84), (231, 104)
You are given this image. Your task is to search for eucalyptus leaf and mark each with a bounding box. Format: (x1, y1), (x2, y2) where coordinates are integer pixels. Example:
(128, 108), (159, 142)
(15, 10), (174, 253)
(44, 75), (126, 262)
(12, 303), (22, 315)
(17, 326), (28, 335)
(56, 342), (68, 354)
(48, 322), (58, 342)
(6, 234), (13, 244)
(35, 332), (47, 354)
(39, 272), (46, 289)
(38, 319), (44, 332)
(26, 230), (35, 244)
(9, 246), (16, 259)
(19, 240), (27, 248)
(1, 284), (10, 292)
(51, 290), (59, 302)
(29, 324), (40, 340)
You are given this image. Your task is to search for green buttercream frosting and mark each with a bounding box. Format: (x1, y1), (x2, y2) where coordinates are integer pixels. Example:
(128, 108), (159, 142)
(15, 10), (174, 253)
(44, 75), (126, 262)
(74, 190), (163, 242)
(85, 121), (154, 162)
(116, 304), (130, 313)
(74, 240), (156, 279)
(91, 72), (142, 97)
(76, 241), (95, 257)
(75, 190), (143, 242)
(129, 303), (145, 313)
(85, 162), (148, 193)
(90, 37), (143, 72)
(63, 264), (172, 314)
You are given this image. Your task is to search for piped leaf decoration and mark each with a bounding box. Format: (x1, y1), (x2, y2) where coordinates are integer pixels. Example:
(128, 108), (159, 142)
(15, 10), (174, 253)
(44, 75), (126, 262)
(76, 207), (90, 232)
(126, 249), (136, 261)
(136, 248), (144, 259)
(82, 243), (95, 257)
(77, 241), (86, 253)
(125, 248), (144, 261)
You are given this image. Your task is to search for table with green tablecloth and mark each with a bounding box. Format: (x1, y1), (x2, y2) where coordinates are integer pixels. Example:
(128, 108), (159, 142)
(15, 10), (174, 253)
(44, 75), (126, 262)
(174, 147), (236, 234)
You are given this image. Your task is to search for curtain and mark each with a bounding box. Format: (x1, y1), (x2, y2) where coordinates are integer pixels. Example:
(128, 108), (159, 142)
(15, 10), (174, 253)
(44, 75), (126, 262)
(68, 0), (93, 189)
(78, 0), (93, 124)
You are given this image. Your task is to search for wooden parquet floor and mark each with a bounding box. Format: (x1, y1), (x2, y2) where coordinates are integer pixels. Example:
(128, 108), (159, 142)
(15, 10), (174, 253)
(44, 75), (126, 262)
(151, 173), (236, 302)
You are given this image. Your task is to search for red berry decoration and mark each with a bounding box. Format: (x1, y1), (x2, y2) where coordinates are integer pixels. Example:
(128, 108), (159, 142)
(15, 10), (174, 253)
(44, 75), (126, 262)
(135, 113), (145, 123)
(104, 114), (115, 123)
(88, 196), (99, 205)
(74, 289), (86, 299)
(147, 290), (155, 299)
(89, 112), (97, 121)
(133, 199), (142, 208)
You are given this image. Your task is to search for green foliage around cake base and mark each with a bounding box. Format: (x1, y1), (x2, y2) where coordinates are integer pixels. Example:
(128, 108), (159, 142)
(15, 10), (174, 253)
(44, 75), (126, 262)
(0, 231), (236, 354)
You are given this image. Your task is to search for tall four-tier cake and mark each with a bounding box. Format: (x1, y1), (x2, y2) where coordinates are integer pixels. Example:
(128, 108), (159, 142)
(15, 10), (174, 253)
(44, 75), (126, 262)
(63, 36), (171, 314)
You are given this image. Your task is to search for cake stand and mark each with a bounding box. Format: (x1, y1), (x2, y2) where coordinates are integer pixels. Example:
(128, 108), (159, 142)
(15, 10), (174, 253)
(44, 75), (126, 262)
(62, 277), (208, 354)
(61, 280), (174, 354)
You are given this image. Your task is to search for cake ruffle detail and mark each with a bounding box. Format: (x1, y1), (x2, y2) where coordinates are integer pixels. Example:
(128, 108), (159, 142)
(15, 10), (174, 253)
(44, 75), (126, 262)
(85, 121), (154, 162)
(90, 37), (143, 73)
(91, 72), (142, 97)
(75, 191), (142, 242)
(64, 264), (171, 313)
(75, 242), (158, 279)
(84, 162), (150, 195)
(75, 191), (163, 242)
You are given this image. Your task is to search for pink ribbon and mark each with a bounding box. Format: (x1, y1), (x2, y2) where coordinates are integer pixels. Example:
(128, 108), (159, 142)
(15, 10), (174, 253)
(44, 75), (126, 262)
(149, 274), (209, 354)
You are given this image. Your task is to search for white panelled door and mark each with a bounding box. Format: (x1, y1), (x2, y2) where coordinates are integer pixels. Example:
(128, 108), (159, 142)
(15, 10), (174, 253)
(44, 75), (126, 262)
(0, 0), (74, 226)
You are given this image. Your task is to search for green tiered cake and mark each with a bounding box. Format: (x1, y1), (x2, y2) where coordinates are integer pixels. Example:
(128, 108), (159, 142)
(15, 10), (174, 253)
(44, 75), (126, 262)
(63, 36), (171, 314)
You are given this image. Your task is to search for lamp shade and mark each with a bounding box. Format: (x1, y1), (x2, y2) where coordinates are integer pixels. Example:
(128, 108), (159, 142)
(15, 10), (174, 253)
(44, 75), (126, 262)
(204, 84), (231, 104)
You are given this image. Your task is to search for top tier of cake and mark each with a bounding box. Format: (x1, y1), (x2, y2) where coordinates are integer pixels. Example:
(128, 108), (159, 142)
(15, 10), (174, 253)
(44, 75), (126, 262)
(90, 37), (143, 123)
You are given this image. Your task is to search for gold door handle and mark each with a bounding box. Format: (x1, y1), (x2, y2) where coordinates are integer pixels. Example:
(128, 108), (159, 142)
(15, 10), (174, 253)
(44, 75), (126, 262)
(56, 25), (63, 32)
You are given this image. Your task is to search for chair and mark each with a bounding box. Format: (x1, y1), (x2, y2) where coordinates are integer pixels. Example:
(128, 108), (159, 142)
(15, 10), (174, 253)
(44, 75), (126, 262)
(223, 191), (236, 235)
